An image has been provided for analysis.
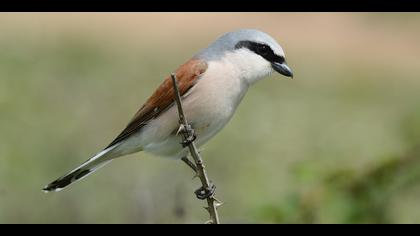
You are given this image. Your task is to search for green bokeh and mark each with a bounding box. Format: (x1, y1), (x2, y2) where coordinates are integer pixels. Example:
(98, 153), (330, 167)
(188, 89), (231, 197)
(1, 13), (420, 223)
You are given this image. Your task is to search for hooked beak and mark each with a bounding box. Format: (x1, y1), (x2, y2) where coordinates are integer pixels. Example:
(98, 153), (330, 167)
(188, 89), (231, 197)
(272, 62), (293, 78)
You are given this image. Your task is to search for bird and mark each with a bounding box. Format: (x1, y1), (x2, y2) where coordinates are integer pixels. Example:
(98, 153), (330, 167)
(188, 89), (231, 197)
(43, 29), (293, 194)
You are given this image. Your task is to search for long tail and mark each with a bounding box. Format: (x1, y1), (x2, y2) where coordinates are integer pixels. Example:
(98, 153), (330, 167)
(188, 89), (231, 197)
(43, 145), (119, 192)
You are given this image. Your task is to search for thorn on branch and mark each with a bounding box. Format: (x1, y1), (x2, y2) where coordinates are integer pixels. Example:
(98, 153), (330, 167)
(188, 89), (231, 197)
(170, 73), (221, 224)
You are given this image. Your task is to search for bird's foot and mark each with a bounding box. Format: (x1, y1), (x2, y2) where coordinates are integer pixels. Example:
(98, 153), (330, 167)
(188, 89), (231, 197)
(194, 183), (216, 200)
(181, 133), (196, 147)
(177, 124), (196, 147)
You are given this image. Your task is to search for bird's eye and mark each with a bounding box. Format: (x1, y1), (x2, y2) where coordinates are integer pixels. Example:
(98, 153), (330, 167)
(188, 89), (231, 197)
(256, 45), (270, 55)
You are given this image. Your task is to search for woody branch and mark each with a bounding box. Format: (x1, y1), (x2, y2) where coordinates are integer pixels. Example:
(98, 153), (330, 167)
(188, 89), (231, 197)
(170, 73), (221, 224)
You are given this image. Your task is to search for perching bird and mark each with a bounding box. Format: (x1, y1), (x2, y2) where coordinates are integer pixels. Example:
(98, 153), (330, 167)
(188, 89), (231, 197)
(43, 29), (293, 193)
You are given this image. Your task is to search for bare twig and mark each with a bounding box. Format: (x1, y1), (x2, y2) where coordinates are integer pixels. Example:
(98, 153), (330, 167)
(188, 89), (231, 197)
(170, 73), (221, 224)
(181, 156), (198, 173)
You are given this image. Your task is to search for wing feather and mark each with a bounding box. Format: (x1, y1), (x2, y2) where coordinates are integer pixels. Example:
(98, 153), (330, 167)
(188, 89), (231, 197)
(105, 59), (208, 148)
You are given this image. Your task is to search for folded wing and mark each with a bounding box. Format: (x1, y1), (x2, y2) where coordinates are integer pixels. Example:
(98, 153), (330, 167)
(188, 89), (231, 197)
(105, 59), (208, 149)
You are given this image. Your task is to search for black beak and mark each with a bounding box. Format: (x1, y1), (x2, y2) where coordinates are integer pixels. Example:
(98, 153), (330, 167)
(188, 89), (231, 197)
(272, 62), (293, 78)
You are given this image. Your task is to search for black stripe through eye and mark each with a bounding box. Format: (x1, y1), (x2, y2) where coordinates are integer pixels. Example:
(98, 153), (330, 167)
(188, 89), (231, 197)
(235, 40), (284, 64)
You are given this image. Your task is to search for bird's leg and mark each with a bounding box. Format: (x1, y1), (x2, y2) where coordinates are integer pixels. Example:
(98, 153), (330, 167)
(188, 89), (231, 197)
(177, 124), (214, 200)
(181, 156), (198, 173)
(177, 124), (197, 148)
(194, 181), (216, 200)
(181, 156), (216, 200)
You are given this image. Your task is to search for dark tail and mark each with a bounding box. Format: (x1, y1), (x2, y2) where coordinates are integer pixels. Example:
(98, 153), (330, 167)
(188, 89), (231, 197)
(43, 146), (117, 192)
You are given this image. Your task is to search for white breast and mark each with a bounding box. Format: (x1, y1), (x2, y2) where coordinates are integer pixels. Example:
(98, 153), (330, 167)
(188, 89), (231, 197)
(125, 59), (249, 159)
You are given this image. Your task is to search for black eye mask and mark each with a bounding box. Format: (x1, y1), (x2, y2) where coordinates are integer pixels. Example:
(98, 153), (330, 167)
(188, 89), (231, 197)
(235, 40), (285, 64)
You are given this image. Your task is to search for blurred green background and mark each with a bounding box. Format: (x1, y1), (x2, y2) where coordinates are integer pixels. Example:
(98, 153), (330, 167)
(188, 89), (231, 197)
(1, 13), (420, 223)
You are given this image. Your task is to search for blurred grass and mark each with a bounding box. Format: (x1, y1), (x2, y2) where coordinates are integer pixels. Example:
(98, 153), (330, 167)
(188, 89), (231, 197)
(1, 13), (420, 223)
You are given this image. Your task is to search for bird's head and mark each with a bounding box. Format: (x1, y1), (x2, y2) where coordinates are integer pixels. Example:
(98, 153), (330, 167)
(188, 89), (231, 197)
(197, 29), (293, 85)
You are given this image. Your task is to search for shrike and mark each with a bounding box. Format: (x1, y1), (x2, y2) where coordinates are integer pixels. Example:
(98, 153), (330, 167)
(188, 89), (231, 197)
(43, 29), (293, 192)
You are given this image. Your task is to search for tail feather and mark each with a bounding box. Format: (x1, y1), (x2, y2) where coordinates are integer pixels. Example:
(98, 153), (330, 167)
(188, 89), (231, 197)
(43, 146), (118, 192)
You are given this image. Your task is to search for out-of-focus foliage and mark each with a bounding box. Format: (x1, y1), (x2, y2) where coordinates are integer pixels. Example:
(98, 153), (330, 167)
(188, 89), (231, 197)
(255, 145), (420, 223)
(1, 13), (420, 223)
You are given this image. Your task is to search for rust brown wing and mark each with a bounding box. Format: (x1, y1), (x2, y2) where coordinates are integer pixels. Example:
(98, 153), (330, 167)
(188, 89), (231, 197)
(105, 59), (208, 149)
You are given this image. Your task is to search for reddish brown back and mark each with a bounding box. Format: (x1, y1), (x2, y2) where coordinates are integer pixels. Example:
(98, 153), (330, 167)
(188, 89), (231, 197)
(105, 59), (208, 148)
